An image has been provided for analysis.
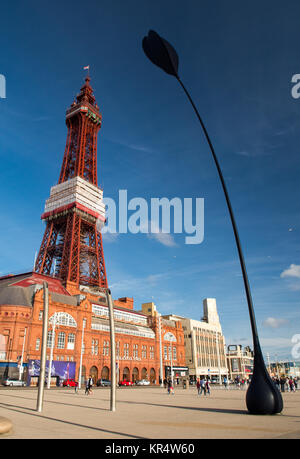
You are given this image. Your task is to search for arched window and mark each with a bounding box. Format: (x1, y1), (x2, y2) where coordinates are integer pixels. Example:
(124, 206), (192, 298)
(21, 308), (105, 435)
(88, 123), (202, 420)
(101, 366), (109, 379)
(150, 368), (156, 384)
(123, 367), (130, 381)
(164, 332), (176, 342)
(132, 367), (139, 382)
(141, 367), (148, 379)
(89, 366), (98, 384)
(49, 312), (77, 328)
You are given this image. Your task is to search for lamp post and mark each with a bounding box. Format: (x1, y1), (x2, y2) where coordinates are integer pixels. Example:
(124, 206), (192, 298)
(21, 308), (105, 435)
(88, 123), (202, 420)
(18, 327), (27, 381)
(215, 330), (222, 386)
(105, 289), (116, 412)
(78, 318), (86, 390)
(37, 282), (49, 412)
(47, 312), (58, 389)
(142, 30), (283, 415)
(169, 343), (173, 387)
(158, 313), (164, 387)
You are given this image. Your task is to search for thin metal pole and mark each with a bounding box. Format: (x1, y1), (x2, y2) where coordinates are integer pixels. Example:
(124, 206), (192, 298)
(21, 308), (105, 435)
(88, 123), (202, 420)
(37, 282), (49, 412)
(158, 314), (164, 387)
(170, 343), (173, 387)
(216, 331), (222, 386)
(106, 289), (116, 412)
(78, 318), (86, 390)
(47, 312), (57, 389)
(19, 327), (27, 381)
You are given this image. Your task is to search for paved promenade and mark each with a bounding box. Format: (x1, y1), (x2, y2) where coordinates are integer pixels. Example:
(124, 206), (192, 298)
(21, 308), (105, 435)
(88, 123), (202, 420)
(0, 385), (299, 439)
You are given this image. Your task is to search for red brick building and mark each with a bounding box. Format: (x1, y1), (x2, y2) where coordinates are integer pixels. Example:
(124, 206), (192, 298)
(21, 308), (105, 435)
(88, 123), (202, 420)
(0, 272), (186, 385)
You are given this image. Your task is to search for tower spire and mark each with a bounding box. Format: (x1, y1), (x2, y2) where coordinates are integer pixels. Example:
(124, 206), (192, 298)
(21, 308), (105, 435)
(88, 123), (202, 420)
(34, 78), (107, 289)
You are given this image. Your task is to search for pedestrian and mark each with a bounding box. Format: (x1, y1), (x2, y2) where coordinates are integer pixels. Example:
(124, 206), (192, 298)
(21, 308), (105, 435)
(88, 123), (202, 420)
(289, 378), (295, 392)
(280, 376), (286, 392)
(200, 377), (206, 396)
(294, 378), (298, 391)
(276, 377), (280, 391)
(196, 378), (201, 395)
(85, 375), (93, 395)
(205, 379), (210, 395)
(223, 376), (228, 390)
(167, 379), (171, 394)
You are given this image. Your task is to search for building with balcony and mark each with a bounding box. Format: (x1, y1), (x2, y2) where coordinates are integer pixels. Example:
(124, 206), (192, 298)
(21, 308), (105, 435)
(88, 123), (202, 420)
(226, 344), (254, 381)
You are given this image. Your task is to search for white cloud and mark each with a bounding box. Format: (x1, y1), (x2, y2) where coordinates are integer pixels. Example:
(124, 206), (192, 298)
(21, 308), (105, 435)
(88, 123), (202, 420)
(146, 220), (178, 248)
(148, 231), (177, 247)
(102, 232), (119, 243)
(280, 264), (300, 279)
(262, 317), (289, 329)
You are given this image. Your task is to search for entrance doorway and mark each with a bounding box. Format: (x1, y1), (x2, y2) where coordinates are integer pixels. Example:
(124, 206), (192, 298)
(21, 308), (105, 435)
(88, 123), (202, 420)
(89, 366), (98, 385)
(132, 367), (139, 383)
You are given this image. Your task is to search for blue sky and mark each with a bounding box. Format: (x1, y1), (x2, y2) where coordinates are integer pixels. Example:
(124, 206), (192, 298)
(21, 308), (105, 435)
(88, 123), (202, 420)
(1, 0), (300, 361)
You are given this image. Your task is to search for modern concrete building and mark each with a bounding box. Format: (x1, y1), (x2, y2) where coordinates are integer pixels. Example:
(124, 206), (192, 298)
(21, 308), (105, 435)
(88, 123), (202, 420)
(162, 298), (228, 384)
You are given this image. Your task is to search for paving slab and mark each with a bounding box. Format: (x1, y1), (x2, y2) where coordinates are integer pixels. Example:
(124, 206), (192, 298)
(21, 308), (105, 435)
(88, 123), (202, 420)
(0, 386), (299, 439)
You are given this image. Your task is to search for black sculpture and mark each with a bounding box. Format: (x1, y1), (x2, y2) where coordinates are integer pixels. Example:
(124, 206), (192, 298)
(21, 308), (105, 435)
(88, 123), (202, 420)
(142, 30), (283, 415)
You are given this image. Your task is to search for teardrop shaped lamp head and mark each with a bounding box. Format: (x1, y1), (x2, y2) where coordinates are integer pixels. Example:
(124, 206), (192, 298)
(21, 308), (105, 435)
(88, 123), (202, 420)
(142, 30), (179, 78)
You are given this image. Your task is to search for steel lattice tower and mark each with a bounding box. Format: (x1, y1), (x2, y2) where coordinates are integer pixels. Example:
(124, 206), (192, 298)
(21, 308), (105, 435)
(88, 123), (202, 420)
(35, 76), (108, 289)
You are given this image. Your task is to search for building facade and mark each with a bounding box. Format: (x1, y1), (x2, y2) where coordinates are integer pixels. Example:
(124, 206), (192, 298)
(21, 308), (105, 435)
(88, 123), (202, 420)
(0, 273), (186, 385)
(163, 298), (228, 383)
(226, 344), (254, 381)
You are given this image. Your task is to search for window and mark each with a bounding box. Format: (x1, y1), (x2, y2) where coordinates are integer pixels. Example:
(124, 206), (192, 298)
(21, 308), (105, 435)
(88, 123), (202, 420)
(67, 333), (75, 350)
(57, 332), (66, 349)
(103, 340), (109, 356)
(133, 344), (138, 358)
(164, 346), (167, 360)
(92, 339), (99, 356)
(142, 345), (147, 359)
(47, 330), (54, 348)
(150, 346), (154, 359)
(35, 338), (40, 351)
(116, 341), (120, 358)
(123, 343), (129, 358)
(49, 312), (77, 328)
(173, 347), (177, 360)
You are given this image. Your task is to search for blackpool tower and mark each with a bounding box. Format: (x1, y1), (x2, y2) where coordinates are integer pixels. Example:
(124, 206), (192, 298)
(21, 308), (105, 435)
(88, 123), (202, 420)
(34, 76), (108, 289)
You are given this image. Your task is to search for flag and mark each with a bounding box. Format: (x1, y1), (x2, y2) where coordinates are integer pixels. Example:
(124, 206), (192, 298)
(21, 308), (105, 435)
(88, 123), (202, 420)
(83, 66), (89, 70)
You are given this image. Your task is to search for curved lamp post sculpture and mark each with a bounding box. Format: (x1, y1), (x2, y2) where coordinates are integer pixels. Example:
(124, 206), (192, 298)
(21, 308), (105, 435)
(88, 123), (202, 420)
(142, 30), (283, 415)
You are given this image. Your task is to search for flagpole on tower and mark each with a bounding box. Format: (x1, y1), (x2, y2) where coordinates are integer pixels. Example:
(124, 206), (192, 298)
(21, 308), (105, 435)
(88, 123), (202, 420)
(83, 65), (90, 77)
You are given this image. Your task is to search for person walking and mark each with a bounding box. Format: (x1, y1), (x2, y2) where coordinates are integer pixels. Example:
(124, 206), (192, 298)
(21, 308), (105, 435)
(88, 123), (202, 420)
(167, 379), (171, 394)
(293, 378), (298, 391)
(200, 377), (206, 396)
(274, 376), (280, 391)
(280, 376), (286, 392)
(196, 378), (201, 395)
(85, 375), (93, 395)
(289, 377), (295, 392)
(223, 376), (228, 390)
(205, 379), (211, 395)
